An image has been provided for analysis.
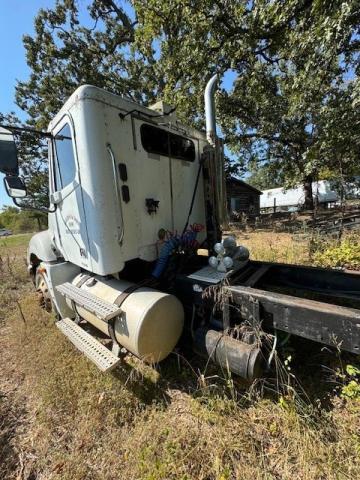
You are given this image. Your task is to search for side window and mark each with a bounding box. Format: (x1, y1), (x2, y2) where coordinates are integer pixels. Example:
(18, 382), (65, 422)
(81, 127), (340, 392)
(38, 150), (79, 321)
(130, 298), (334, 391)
(140, 124), (195, 162)
(140, 124), (168, 156)
(170, 132), (195, 162)
(54, 124), (76, 189)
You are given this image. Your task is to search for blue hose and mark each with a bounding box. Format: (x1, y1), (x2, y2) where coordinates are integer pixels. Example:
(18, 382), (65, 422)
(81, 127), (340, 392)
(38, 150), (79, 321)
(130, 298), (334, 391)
(152, 229), (199, 278)
(152, 237), (179, 278)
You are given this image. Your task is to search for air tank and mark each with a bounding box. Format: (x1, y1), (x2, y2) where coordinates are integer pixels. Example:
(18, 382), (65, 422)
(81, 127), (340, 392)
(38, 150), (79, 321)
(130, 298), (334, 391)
(69, 274), (184, 363)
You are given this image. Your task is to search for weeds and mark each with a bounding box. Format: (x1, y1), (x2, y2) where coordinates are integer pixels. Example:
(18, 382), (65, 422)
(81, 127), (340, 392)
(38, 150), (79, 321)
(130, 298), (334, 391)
(235, 231), (310, 265)
(311, 232), (360, 270)
(334, 364), (360, 400)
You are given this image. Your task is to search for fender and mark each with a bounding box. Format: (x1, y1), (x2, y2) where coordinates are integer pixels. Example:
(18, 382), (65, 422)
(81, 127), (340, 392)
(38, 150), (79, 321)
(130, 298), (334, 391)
(27, 230), (59, 270)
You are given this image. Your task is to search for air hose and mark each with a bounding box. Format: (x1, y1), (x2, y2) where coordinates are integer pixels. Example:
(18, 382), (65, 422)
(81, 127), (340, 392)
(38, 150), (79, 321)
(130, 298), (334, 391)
(152, 226), (203, 279)
(152, 236), (179, 278)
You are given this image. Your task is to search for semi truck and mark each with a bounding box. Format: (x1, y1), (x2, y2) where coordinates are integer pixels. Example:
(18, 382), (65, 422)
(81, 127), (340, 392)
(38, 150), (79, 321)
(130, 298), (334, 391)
(0, 75), (359, 380)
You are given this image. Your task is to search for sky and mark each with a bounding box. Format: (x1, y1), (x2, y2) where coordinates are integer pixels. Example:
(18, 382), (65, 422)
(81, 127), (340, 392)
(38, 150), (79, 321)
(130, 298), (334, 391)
(0, 1), (237, 210)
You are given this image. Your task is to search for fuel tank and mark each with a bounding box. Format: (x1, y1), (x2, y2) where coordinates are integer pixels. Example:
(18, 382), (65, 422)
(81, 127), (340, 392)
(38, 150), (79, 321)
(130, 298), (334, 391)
(69, 274), (184, 363)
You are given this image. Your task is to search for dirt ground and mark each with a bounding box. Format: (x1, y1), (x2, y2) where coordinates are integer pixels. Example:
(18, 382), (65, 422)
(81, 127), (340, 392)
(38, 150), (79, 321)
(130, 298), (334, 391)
(0, 233), (359, 480)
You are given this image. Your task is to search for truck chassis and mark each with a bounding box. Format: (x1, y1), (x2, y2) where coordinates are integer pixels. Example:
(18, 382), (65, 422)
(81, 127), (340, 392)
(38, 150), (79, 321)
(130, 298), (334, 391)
(228, 261), (360, 355)
(175, 257), (360, 377)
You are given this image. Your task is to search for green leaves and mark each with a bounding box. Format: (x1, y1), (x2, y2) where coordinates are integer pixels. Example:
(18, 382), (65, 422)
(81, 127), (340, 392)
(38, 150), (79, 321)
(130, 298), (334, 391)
(341, 364), (360, 400)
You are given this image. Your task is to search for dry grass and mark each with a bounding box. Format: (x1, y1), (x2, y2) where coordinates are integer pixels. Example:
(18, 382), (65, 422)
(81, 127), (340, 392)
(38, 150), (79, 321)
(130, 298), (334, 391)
(0, 234), (359, 480)
(233, 230), (310, 265)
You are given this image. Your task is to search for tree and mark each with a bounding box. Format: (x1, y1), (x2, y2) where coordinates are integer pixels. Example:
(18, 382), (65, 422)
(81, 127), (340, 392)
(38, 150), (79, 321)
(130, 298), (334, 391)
(15, 0), (164, 129)
(0, 206), (46, 233)
(246, 162), (284, 191)
(134, 0), (360, 209)
(6, 0), (360, 213)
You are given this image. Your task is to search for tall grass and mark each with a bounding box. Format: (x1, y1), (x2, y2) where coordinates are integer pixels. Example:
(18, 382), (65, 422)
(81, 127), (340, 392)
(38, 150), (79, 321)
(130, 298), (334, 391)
(0, 231), (359, 480)
(236, 231), (310, 264)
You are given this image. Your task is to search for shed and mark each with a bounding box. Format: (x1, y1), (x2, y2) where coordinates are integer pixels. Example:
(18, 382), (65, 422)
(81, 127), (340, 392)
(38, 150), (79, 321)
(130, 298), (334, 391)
(226, 177), (262, 218)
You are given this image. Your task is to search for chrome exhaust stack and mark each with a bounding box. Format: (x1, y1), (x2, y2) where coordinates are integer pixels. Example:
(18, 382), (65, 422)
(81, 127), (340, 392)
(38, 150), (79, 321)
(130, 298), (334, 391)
(204, 74), (219, 147)
(204, 74), (228, 230)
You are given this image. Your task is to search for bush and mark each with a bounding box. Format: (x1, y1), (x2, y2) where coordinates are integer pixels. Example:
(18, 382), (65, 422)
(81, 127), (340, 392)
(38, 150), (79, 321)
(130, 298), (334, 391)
(0, 206), (47, 233)
(312, 234), (360, 270)
(339, 365), (360, 400)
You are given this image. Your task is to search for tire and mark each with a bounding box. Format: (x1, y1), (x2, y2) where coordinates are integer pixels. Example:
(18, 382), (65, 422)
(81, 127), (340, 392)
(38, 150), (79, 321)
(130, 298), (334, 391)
(35, 268), (59, 318)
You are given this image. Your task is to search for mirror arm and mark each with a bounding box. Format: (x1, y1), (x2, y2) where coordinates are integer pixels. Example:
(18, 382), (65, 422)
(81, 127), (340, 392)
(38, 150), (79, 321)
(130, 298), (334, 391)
(12, 198), (57, 213)
(0, 124), (70, 141)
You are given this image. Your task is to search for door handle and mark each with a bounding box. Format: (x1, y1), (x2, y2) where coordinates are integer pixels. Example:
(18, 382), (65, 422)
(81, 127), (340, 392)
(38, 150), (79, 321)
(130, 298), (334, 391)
(107, 143), (125, 245)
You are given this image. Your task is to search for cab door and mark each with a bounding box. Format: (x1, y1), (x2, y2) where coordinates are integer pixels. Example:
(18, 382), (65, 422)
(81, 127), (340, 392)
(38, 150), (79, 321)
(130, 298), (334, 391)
(51, 116), (90, 270)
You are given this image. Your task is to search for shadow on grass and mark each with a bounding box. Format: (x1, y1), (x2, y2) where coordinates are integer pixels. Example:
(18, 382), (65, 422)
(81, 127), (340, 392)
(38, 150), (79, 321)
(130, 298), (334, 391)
(106, 332), (359, 415)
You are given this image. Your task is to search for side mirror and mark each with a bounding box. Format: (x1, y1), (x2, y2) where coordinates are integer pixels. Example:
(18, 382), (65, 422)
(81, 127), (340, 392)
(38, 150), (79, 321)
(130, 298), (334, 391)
(4, 175), (27, 198)
(0, 128), (19, 175)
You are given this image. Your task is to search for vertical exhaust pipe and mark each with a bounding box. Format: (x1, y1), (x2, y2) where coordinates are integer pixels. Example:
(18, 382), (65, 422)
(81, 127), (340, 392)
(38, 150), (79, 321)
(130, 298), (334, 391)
(204, 73), (228, 230)
(204, 74), (219, 146)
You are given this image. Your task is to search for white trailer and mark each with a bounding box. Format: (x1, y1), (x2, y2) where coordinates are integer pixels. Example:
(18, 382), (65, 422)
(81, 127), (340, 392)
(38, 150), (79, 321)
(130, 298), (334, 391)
(260, 181), (341, 212)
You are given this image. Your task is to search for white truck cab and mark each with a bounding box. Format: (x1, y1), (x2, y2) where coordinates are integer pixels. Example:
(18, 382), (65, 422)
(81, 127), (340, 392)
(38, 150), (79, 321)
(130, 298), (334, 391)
(0, 79), (251, 377)
(46, 85), (208, 275)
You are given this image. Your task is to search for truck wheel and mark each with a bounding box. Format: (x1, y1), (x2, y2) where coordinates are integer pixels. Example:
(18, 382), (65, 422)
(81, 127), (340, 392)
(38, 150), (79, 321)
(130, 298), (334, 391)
(35, 269), (56, 315)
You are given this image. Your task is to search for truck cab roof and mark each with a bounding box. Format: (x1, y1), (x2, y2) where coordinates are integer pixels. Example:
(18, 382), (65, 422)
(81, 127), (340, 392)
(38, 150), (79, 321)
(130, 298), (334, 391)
(48, 84), (206, 142)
